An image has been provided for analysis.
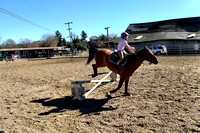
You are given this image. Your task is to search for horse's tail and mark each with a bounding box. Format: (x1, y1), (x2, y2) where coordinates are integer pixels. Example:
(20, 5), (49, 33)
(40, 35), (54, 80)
(86, 46), (98, 64)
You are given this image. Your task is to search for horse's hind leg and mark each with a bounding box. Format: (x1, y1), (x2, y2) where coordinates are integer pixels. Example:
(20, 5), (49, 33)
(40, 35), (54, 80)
(92, 64), (98, 77)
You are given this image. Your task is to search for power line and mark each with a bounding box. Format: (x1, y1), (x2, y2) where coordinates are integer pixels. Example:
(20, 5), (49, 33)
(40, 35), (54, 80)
(30, 0), (62, 27)
(0, 8), (54, 33)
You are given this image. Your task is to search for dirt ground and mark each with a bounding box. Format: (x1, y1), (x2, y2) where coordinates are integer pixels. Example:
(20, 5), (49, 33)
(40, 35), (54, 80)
(0, 55), (200, 133)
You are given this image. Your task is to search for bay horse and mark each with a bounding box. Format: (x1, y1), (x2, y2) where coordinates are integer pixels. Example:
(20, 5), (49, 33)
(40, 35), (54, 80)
(86, 46), (158, 96)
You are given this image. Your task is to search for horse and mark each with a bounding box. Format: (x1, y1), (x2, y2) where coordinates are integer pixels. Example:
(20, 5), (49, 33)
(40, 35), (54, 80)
(86, 46), (158, 96)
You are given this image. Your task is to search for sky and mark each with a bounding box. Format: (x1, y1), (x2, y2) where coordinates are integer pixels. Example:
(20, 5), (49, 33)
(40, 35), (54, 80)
(0, 0), (200, 44)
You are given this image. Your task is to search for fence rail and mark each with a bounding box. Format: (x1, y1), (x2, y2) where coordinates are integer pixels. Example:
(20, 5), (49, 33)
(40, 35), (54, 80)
(167, 46), (200, 55)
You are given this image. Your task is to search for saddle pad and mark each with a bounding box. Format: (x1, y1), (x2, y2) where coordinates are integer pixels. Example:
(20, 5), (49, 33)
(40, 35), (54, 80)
(108, 52), (127, 66)
(108, 52), (118, 63)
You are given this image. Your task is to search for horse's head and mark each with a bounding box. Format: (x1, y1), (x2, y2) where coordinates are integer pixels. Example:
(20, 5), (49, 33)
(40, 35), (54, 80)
(143, 46), (158, 64)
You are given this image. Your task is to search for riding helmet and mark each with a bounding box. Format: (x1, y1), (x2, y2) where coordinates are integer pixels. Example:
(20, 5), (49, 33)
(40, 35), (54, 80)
(121, 32), (129, 38)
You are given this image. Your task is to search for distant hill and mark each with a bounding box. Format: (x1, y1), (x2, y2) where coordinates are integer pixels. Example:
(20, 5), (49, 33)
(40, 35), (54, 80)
(126, 17), (200, 33)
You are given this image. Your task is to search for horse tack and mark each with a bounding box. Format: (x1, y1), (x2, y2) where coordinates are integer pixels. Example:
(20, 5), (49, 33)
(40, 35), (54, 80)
(108, 52), (128, 66)
(86, 46), (158, 96)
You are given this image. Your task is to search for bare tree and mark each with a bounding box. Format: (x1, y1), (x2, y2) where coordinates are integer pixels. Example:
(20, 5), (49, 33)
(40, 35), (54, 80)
(40, 34), (58, 47)
(1, 39), (16, 48)
(89, 36), (104, 48)
(71, 32), (78, 41)
(109, 33), (118, 40)
(19, 38), (34, 48)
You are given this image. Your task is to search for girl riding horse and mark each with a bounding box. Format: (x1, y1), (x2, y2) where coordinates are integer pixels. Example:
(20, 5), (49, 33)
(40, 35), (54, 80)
(115, 32), (135, 72)
(86, 45), (158, 96)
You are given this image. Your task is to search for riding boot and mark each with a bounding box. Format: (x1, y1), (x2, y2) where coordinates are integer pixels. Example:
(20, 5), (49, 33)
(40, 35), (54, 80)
(114, 64), (120, 73)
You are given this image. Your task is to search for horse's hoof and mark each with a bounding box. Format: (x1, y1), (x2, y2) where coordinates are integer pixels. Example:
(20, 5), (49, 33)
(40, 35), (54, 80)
(92, 74), (97, 77)
(124, 93), (132, 96)
(110, 89), (118, 93)
(106, 92), (112, 99)
(110, 89), (119, 93)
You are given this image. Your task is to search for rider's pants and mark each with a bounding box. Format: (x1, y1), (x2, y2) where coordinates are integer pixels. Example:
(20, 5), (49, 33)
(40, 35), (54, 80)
(116, 50), (124, 65)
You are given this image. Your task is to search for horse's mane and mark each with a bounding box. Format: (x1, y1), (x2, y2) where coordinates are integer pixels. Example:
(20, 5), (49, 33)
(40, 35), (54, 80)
(127, 48), (145, 60)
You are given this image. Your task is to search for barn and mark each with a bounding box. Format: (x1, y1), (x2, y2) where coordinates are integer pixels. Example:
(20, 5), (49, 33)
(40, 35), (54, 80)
(113, 17), (200, 54)
(0, 47), (65, 60)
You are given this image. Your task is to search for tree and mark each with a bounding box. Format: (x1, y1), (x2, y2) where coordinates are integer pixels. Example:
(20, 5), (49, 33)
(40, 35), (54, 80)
(66, 42), (74, 49)
(32, 41), (41, 47)
(71, 32), (78, 41)
(19, 38), (34, 48)
(90, 36), (98, 40)
(109, 33), (118, 40)
(5, 39), (16, 45)
(89, 36), (104, 48)
(55, 30), (64, 46)
(72, 37), (87, 50)
(80, 30), (87, 42)
(73, 37), (82, 50)
(62, 38), (67, 46)
(40, 34), (58, 47)
(98, 34), (107, 41)
(1, 39), (16, 48)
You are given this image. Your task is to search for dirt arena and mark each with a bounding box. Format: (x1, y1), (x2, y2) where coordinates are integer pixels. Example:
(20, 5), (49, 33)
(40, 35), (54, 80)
(0, 55), (200, 132)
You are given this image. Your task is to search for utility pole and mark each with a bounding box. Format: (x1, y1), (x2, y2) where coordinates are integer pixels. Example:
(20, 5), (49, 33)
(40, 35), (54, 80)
(65, 22), (73, 56)
(65, 22), (73, 42)
(105, 27), (110, 48)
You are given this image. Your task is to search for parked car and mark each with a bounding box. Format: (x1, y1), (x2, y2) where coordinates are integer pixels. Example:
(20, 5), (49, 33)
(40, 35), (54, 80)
(149, 45), (167, 55)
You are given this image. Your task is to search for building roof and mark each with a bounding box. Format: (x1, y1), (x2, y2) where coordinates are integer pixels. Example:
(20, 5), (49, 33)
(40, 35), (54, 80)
(113, 17), (200, 44)
(113, 32), (200, 44)
(126, 17), (200, 33)
(0, 47), (64, 52)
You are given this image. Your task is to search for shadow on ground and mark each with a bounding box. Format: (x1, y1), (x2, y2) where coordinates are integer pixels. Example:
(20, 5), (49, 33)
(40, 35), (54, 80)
(30, 95), (116, 116)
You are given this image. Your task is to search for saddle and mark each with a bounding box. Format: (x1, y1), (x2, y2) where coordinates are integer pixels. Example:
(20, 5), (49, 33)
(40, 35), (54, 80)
(108, 50), (128, 66)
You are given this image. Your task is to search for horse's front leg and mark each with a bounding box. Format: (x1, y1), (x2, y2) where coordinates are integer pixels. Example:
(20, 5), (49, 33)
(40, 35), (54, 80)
(92, 64), (98, 77)
(110, 78), (124, 93)
(124, 78), (131, 96)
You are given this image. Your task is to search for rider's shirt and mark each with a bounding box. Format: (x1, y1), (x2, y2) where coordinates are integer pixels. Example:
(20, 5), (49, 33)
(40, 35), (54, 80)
(117, 39), (128, 51)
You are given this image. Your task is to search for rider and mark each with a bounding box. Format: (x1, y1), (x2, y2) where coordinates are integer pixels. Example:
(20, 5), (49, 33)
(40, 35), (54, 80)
(115, 32), (135, 71)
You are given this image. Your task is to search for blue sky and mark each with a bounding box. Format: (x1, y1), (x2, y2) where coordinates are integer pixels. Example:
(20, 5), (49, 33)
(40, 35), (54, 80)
(0, 0), (200, 44)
